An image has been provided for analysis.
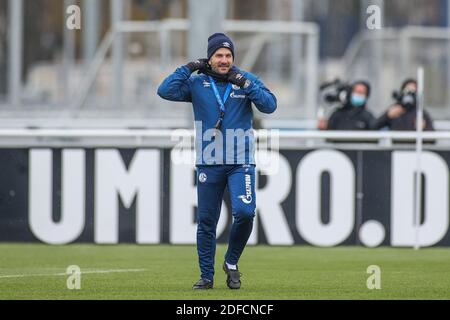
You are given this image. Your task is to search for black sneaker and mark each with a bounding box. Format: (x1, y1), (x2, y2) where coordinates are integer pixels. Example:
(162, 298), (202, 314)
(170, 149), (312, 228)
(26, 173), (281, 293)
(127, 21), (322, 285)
(193, 278), (213, 290)
(223, 262), (241, 289)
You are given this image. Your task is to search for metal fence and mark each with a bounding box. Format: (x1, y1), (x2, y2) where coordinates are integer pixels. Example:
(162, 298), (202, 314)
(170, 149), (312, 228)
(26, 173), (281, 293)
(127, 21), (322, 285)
(1, 16), (320, 129)
(340, 26), (450, 119)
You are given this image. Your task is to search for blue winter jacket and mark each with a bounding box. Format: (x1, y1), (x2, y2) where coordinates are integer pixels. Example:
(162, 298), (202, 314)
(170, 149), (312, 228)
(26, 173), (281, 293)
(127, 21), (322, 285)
(157, 65), (277, 165)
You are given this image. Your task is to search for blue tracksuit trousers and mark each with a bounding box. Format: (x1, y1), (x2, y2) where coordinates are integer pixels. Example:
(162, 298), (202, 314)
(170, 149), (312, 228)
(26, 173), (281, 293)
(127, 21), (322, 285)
(196, 164), (256, 281)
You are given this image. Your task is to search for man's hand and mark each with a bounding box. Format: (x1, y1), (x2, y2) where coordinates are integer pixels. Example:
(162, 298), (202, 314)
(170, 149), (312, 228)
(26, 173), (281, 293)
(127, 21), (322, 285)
(317, 117), (328, 130)
(186, 59), (209, 73)
(227, 67), (251, 89)
(387, 104), (405, 119)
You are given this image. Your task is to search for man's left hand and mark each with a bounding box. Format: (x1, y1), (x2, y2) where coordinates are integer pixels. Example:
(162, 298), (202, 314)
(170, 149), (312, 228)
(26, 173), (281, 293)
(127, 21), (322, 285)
(227, 67), (251, 89)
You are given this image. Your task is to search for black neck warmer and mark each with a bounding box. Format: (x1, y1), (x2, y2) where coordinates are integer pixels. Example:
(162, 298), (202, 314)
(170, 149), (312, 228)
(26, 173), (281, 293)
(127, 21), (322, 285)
(198, 67), (229, 83)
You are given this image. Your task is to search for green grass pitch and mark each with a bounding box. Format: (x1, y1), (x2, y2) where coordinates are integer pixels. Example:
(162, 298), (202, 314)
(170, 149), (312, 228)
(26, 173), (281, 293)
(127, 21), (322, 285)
(0, 243), (449, 300)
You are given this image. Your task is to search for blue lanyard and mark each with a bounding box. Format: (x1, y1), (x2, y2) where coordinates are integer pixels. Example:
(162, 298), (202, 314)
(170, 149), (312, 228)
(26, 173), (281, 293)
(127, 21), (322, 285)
(208, 76), (232, 127)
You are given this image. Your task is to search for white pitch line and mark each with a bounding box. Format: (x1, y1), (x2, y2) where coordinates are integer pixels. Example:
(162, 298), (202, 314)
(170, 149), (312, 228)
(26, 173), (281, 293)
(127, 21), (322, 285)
(0, 268), (147, 279)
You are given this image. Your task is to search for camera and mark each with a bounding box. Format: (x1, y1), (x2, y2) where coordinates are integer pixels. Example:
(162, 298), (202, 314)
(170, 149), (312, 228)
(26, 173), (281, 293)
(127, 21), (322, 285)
(319, 79), (351, 106)
(392, 89), (417, 110)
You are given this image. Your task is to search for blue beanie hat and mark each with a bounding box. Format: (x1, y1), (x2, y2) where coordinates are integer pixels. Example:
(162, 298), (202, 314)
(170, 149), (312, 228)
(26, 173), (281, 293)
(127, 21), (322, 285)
(207, 33), (235, 60)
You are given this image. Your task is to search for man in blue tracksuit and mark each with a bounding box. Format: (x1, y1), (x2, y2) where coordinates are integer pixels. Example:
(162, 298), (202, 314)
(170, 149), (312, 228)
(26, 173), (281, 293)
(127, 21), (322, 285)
(157, 33), (277, 290)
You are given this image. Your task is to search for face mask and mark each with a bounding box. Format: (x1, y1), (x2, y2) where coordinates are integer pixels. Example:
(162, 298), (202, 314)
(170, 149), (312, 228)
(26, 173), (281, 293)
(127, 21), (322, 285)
(402, 91), (417, 109)
(351, 94), (366, 107)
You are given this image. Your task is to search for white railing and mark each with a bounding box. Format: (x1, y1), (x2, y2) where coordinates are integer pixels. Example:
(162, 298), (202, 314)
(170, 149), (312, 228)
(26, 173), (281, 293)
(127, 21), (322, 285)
(0, 129), (449, 148)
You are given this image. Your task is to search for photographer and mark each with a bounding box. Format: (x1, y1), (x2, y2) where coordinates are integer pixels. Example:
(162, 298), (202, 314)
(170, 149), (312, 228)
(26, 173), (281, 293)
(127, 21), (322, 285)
(319, 80), (376, 131)
(375, 79), (434, 131)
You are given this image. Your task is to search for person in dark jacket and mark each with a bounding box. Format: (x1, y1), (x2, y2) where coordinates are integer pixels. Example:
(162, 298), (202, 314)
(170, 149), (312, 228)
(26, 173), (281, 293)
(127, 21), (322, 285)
(375, 79), (434, 131)
(158, 33), (277, 291)
(325, 81), (376, 131)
